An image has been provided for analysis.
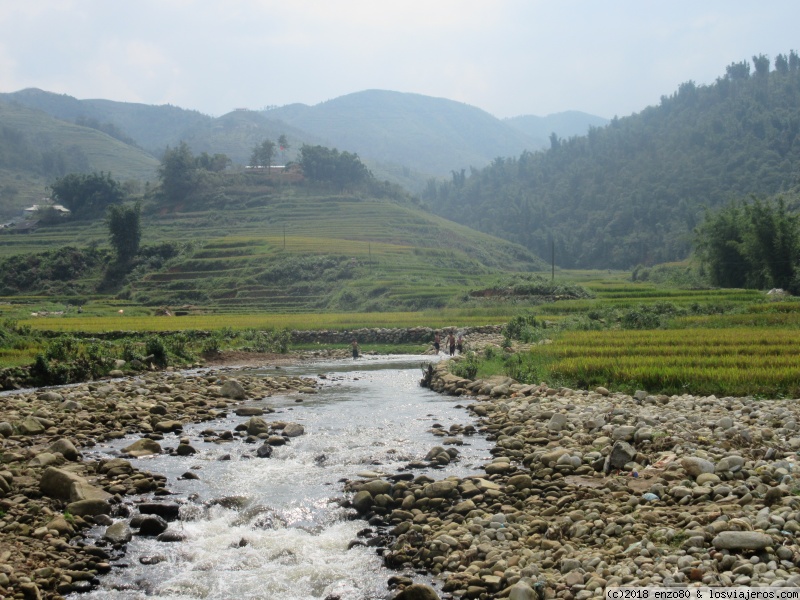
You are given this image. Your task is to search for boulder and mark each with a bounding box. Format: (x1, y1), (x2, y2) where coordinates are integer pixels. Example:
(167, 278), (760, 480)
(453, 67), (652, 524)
(122, 438), (162, 457)
(137, 515), (169, 536)
(282, 422), (305, 437)
(395, 583), (441, 600)
(712, 531), (773, 550)
(246, 417), (270, 436)
(509, 582), (539, 600)
(67, 499), (111, 517)
(40, 467), (86, 501)
(681, 457), (715, 477)
(423, 480), (458, 498)
(104, 521), (133, 544)
(48, 438), (79, 461)
(220, 379), (247, 400)
(18, 417), (45, 435)
(70, 481), (112, 503)
(139, 503), (181, 522)
(604, 441), (637, 472)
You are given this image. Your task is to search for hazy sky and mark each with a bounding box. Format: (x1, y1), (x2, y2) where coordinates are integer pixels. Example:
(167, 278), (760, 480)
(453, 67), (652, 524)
(1, 1), (798, 120)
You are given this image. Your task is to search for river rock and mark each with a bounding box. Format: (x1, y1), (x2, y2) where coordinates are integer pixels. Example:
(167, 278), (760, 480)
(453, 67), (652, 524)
(71, 480), (112, 502)
(256, 443), (273, 458)
(604, 441), (637, 471)
(39, 467), (86, 500)
(18, 416), (45, 435)
(123, 438), (163, 457)
(394, 583), (441, 600)
(29, 452), (59, 467)
(246, 417), (270, 436)
(67, 499), (112, 516)
(235, 407), (264, 416)
(712, 531), (773, 550)
(681, 456), (715, 477)
(547, 413), (568, 431)
(48, 438), (79, 461)
(137, 515), (169, 536)
(424, 480), (457, 498)
(221, 379), (247, 400)
(352, 490), (374, 512)
(360, 479), (393, 496)
(104, 521), (133, 544)
(0, 422), (13, 437)
(283, 422), (305, 437)
(509, 582), (538, 600)
(38, 391), (63, 403)
(139, 503), (181, 521)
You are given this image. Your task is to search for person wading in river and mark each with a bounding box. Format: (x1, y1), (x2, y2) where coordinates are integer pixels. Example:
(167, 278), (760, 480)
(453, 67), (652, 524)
(433, 332), (441, 354)
(351, 339), (359, 359)
(448, 332), (456, 356)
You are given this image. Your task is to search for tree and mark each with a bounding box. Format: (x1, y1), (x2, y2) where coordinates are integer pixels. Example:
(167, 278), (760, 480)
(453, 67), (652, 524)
(49, 172), (125, 219)
(250, 140), (276, 170)
(278, 134), (290, 155)
(695, 197), (800, 291)
(158, 142), (197, 204)
(106, 202), (141, 263)
(195, 152), (231, 173)
(298, 144), (372, 188)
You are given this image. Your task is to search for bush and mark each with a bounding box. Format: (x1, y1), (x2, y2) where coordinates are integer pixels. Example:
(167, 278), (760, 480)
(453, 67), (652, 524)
(450, 352), (479, 379)
(146, 336), (168, 366)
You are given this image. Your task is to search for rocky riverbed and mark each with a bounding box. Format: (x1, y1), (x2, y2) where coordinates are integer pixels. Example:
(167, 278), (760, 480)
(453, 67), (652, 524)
(0, 368), (318, 599)
(346, 359), (800, 600)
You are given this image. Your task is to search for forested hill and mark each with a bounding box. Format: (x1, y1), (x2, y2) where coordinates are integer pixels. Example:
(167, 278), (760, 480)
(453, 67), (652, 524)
(422, 53), (800, 269)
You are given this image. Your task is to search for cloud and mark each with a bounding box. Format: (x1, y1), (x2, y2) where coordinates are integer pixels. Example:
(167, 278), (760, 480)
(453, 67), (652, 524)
(2, 0), (800, 118)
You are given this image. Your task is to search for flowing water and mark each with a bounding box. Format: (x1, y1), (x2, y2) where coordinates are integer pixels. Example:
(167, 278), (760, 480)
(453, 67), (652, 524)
(73, 355), (493, 600)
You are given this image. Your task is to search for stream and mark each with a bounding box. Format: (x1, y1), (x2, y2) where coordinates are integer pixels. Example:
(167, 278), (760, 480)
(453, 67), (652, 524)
(71, 355), (493, 600)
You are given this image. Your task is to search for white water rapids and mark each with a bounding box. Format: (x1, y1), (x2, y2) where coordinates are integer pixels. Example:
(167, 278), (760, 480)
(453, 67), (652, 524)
(72, 355), (493, 600)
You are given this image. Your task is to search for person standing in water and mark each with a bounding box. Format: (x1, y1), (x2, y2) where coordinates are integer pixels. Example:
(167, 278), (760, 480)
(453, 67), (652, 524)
(351, 339), (359, 359)
(448, 332), (456, 356)
(433, 332), (441, 354)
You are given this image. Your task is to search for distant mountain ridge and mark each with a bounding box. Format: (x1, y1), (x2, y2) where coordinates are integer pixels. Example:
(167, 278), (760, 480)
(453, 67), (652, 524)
(0, 88), (605, 179)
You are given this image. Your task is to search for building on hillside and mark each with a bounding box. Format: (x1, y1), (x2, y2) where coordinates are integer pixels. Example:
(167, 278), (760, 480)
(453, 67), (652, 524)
(23, 202), (71, 216)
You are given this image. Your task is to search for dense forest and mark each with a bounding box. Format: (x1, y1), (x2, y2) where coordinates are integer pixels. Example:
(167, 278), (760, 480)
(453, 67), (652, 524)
(422, 53), (800, 269)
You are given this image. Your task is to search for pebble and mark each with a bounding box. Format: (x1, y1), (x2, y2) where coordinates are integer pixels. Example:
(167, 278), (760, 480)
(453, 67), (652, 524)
(348, 359), (800, 597)
(0, 368), (317, 598)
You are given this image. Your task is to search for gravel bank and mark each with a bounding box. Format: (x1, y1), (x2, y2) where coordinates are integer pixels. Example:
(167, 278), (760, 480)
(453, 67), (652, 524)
(0, 367), (317, 599)
(346, 359), (800, 600)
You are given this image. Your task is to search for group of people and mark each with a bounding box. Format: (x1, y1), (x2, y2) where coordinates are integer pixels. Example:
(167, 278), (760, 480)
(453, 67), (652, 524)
(433, 331), (463, 356)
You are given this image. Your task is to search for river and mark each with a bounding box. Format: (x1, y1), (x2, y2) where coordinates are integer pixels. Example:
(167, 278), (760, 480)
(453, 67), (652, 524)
(72, 355), (493, 600)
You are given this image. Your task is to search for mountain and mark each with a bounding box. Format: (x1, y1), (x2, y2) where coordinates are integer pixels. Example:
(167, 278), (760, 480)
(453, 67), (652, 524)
(504, 111), (610, 144)
(422, 54), (800, 269)
(0, 99), (159, 218)
(0, 88), (212, 154)
(259, 90), (536, 177)
(0, 87), (607, 195)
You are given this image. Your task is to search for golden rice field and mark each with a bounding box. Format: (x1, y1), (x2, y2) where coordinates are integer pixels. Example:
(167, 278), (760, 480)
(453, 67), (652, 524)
(540, 327), (800, 397)
(16, 310), (508, 333)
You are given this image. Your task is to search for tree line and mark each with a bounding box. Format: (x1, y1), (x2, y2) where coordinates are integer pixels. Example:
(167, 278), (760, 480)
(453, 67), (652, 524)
(422, 52), (800, 269)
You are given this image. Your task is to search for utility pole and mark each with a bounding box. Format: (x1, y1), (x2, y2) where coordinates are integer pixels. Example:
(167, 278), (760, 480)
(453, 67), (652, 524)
(551, 239), (555, 281)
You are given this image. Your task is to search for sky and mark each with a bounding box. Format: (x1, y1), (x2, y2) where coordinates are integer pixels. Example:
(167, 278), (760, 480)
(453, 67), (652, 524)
(1, 1), (798, 120)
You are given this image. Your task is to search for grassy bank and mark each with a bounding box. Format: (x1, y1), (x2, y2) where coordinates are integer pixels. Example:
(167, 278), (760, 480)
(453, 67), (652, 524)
(454, 271), (800, 398)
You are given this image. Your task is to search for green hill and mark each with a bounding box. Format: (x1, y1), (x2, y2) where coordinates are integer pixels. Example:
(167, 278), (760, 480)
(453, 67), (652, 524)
(0, 100), (160, 218)
(0, 88), (211, 154)
(423, 53), (800, 269)
(0, 174), (545, 312)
